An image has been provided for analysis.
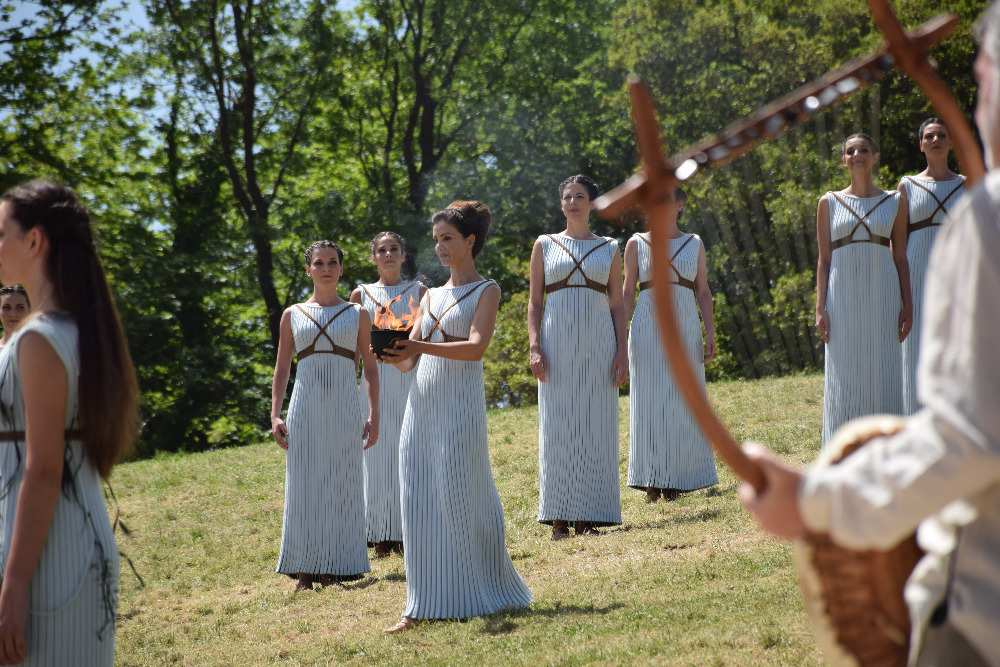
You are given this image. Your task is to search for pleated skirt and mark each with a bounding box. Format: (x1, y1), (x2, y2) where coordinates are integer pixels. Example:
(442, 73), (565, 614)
(277, 359), (369, 577)
(901, 226), (939, 415)
(537, 290), (621, 526)
(20, 556), (117, 667)
(627, 289), (717, 491)
(399, 355), (531, 620)
(822, 245), (904, 445)
(363, 361), (412, 542)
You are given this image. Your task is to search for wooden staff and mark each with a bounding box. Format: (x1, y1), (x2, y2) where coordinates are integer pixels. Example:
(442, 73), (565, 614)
(593, 8), (982, 492)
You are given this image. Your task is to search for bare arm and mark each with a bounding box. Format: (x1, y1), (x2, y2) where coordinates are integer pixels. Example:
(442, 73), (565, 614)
(622, 237), (639, 321)
(891, 189), (913, 342)
(815, 196), (832, 344)
(694, 241), (716, 361)
(607, 244), (629, 386)
(349, 287), (362, 305)
(0, 332), (69, 662)
(384, 291), (428, 373)
(357, 310), (380, 448)
(527, 239), (547, 381)
(270, 309), (294, 448)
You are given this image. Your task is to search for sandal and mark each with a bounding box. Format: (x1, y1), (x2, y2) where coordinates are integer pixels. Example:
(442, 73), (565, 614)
(294, 574), (315, 592)
(645, 487), (661, 503)
(551, 521), (570, 541)
(384, 616), (419, 634)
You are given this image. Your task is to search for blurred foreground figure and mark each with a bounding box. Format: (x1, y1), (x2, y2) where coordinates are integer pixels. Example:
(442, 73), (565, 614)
(740, 3), (1000, 665)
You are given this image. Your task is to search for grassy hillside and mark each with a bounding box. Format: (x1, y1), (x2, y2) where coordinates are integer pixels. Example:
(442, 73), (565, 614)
(113, 373), (825, 666)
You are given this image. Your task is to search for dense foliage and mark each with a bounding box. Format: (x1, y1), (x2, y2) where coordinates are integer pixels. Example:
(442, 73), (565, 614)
(0, 0), (985, 454)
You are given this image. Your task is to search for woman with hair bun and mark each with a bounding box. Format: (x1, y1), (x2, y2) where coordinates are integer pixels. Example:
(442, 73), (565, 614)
(0, 179), (139, 665)
(382, 200), (531, 633)
(0, 285), (30, 346)
(816, 134), (910, 445)
(350, 232), (425, 559)
(528, 175), (627, 539)
(897, 119), (965, 414)
(271, 240), (380, 591)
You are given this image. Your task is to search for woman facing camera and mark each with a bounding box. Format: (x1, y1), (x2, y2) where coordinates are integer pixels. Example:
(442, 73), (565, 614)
(382, 201), (531, 633)
(0, 180), (139, 666)
(0, 284), (30, 346)
(271, 241), (380, 591)
(528, 175), (627, 539)
(350, 232), (426, 559)
(622, 188), (717, 503)
(816, 134), (910, 445)
(897, 118), (965, 414)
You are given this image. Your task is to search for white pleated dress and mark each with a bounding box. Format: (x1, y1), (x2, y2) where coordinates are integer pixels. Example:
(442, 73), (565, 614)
(821, 191), (904, 445)
(399, 280), (531, 620)
(276, 303), (369, 579)
(0, 314), (118, 666)
(536, 233), (621, 527)
(899, 175), (965, 415)
(358, 281), (422, 544)
(627, 233), (717, 492)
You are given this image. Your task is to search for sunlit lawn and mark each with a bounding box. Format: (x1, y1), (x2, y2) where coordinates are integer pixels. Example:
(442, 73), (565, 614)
(113, 373), (825, 666)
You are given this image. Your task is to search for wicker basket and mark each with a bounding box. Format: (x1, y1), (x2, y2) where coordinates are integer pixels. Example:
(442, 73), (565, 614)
(794, 415), (923, 667)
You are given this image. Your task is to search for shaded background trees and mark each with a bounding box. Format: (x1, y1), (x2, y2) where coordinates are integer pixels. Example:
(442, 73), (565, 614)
(0, 0), (985, 452)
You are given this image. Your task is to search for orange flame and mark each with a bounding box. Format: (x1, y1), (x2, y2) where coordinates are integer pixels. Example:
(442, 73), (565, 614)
(373, 295), (421, 331)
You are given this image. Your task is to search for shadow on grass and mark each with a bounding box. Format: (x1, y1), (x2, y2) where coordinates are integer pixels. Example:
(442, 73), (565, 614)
(480, 602), (626, 635)
(327, 576), (378, 591)
(381, 572), (407, 582)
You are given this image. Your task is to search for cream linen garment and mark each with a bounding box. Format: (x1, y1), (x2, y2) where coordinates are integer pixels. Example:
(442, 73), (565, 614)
(798, 170), (1000, 666)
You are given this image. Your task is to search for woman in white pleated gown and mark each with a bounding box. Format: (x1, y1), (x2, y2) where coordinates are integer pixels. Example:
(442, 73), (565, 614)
(382, 201), (531, 633)
(528, 175), (628, 540)
(351, 232), (426, 558)
(0, 180), (140, 667)
(815, 134), (911, 446)
(897, 119), (965, 415)
(623, 189), (718, 502)
(270, 241), (380, 591)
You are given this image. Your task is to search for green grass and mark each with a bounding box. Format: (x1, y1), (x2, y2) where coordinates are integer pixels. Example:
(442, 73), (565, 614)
(113, 373), (825, 666)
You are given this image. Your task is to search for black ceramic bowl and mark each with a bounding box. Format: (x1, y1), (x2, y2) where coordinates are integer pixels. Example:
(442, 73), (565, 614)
(371, 328), (412, 360)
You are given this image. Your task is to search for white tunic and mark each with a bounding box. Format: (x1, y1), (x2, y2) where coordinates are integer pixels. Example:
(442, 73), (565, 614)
(627, 233), (717, 491)
(0, 314), (118, 666)
(399, 280), (531, 619)
(276, 303), (369, 577)
(821, 191), (904, 445)
(536, 234), (621, 526)
(899, 175), (965, 415)
(358, 281), (422, 543)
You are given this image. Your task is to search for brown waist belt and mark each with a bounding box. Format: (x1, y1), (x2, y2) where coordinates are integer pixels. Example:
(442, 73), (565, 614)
(297, 346), (355, 362)
(422, 333), (468, 343)
(639, 278), (695, 292)
(545, 279), (607, 295)
(908, 218), (941, 236)
(0, 430), (84, 441)
(830, 234), (891, 251)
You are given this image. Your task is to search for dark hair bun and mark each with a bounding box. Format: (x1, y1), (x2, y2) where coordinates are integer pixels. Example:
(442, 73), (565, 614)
(432, 200), (492, 257)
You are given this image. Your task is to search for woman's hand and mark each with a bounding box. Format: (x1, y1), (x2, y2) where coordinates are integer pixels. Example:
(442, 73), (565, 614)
(704, 332), (716, 362)
(611, 348), (628, 387)
(529, 346), (547, 382)
(898, 304), (913, 342)
(271, 417), (288, 450)
(0, 579), (28, 664)
(380, 339), (420, 365)
(815, 309), (830, 344)
(737, 443), (807, 541)
(362, 414), (379, 449)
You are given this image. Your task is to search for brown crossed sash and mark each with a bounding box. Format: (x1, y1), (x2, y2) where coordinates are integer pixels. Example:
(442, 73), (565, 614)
(638, 234), (697, 292)
(293, 303), (357, 363)
(544, 234), (612, 295)
(0, 430), (83, 441)
(360, 282), (419, 316)
(421, 280), (492, 342)
(828, 192), (895, 251)
(903, 176), (964, 236)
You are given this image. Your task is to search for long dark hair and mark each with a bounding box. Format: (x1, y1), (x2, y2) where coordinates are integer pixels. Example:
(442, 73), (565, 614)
(1, 180), (138, 478)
